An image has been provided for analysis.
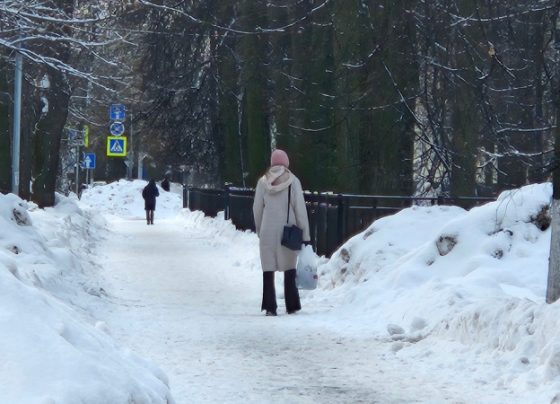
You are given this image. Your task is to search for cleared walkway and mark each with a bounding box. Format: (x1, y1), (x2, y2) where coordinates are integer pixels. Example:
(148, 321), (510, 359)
(96, 217), (517, 404)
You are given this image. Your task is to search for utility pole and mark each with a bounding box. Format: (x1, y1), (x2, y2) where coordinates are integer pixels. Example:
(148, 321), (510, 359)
(547, 185), (560, 304)
(546, 99), (560, 303)
(11, 46), (23, 195)
(546, 44), (560, 304)
(137, 152), (142, 180)
(129, 109), (134, 179)
(124, 108), (133, 179)
(74, 144), (80, 195)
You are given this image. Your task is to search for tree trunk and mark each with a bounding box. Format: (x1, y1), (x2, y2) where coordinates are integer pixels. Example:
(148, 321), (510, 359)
(19, 76), (40, 201)
(31, 69), (71, 207)
(332, 0), (362, 193)
(239, 0), (269, 185)
(450, 89), (478, 196)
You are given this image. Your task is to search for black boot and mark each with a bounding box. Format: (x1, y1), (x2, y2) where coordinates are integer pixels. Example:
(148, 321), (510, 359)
(284, 269), (301, 314)
(262, 271), (277, 316)
(146, 211), (150, 225)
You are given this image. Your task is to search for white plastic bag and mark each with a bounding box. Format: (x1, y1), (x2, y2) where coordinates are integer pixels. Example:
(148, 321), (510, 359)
(296, 245), (318, 290)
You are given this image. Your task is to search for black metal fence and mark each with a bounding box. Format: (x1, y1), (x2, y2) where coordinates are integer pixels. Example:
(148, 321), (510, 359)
(183, 186), (494, 257)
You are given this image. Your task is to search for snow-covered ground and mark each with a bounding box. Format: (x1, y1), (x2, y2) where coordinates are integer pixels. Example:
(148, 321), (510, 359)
(1, 179), (560, 403)
(0, 188), (172, 403)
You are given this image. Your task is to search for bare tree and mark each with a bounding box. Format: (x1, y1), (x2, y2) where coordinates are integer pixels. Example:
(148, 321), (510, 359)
(0, 0), (127, 205)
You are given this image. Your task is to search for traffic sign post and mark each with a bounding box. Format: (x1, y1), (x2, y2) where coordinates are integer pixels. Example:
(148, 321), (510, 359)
(65, 126), (91, 195)
(110, 104), (126, 121)
(82, 152), (96, 169)
(67, 128), (83, 195)
(68, 128), (79, 140)
(108, 104), (133, 178)
(67, 127), (87, 147)
(81, 152), (96, 189)
(107, 136), (127, 157)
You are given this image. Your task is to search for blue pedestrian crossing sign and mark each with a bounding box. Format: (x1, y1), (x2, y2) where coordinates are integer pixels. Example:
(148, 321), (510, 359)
(82, 152), (96, 169)
(107, 136), (127, 157)
(109, 104), (126, 121)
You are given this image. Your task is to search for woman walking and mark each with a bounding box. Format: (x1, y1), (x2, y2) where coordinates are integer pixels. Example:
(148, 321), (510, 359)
(142, 179), (160, 225)
(253, 149), (310, 316)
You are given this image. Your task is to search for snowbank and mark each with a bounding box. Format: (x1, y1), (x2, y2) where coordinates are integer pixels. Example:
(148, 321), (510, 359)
(81, 178), (259, 269)
(317, 183), (560, 401)
(0, 192), (173, 403)
(80, 179), (182, 220)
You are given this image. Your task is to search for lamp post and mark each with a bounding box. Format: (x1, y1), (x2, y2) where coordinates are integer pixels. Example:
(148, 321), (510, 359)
(546, 41), (560, 303)
(11, 46), (23, 195)
(126, 110), (134, 179)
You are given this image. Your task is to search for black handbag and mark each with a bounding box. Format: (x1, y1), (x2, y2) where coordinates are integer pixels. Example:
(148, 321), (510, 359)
(281, 185), (303, 251)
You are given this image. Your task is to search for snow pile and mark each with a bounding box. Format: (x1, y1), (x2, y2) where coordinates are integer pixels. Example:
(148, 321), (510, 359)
(0, 192), (173, 403)
(317, 183), (560, 401)
(176, 209), (254, 240)
(80, 179), (182, 220)
(83, 178), (258, 262)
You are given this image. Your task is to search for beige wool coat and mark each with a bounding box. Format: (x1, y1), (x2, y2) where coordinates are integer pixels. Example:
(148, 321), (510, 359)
(253, 166), (310, 272)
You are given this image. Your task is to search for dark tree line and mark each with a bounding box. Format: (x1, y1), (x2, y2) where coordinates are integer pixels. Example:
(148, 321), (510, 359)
(2, 0), (560, 206)
(131, 0), (560, 197)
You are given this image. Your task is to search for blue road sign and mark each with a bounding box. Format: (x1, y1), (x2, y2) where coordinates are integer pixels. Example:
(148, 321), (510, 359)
(110, 121), (125, 136)
(68, 128), (79, 140)
(82, 153), (96, 169)
(110, 104), (126, 121)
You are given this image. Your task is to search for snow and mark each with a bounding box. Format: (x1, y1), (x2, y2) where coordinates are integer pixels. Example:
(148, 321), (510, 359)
(0, 191), (172, 403)
(1, 179), (560, 403)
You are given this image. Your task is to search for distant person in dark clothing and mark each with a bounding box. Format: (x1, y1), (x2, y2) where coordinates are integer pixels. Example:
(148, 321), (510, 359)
(161, 177), (170, 192)
(142, 179), (159, 225)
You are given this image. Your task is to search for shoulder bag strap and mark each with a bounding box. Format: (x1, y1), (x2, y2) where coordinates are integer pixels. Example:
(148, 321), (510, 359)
(286, 185), (291, 224)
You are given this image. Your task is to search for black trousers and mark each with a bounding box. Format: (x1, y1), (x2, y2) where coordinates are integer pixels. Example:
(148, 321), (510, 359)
(146, 210), (154, 224)
(262, 269), (301, 313)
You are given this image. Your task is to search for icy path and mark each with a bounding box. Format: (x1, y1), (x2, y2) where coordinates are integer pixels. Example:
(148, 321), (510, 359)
(96, 217), (518, 404)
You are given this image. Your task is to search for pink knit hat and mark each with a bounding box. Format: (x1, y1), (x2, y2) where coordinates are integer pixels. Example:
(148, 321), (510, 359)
(270, 149), (289, 167)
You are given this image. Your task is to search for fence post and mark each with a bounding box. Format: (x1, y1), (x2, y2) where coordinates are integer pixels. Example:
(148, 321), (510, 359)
(182, 185), (188, 209)
(224, 185), (230, 220)
(337, 193), (345, 245)
(310, 192), (318, 251)
(189, 187), (195, 211)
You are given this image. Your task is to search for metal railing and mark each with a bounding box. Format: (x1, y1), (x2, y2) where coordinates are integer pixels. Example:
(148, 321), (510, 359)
(183, 186), (494, 257)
